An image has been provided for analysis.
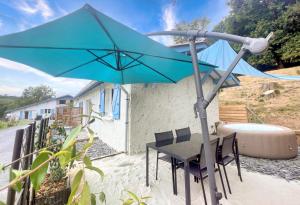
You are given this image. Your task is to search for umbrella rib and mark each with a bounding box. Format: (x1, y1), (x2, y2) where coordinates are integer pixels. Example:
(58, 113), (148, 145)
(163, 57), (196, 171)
(86, 49), (114, 59)
(96, 58), (118, 70)
(55, 58), (98, 77)
(87, 6), (119, 49)
(125, 52), (176, 83)
(122, 53), (144, 69)
(0, 44), (215, 67)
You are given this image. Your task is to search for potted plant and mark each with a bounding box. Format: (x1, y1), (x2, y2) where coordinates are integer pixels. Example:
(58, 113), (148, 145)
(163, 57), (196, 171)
(34, 120), (70, 205)
(0, 112), (150, 205)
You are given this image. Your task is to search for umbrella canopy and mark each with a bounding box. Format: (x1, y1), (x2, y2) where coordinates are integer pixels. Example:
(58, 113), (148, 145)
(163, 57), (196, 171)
(0, 4), (215, 84)
(198, 40), (300, 80)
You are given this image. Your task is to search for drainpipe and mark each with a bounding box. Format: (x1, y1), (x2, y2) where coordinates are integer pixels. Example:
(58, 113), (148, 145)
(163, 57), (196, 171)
(121, 86), (129, 153)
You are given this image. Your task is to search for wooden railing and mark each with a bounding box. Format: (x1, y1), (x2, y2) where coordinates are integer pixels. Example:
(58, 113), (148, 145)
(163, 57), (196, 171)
(219, 105), (248, 123)
(56, 107), (82, 127)
(6, 122), (38, 205)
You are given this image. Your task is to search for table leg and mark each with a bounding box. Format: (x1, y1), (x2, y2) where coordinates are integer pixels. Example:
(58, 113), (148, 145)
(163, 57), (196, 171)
(184, 161), (191, 205)
(146, 145), (149, 187)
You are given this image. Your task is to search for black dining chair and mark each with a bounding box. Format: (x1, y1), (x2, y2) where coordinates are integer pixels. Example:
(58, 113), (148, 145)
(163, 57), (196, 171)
(155, 131), (174, 181)
(175, 127), (191, 143)
(154, 131), (180, 194)
(217, 132), (242, 197)
(186, 138), (220, 205)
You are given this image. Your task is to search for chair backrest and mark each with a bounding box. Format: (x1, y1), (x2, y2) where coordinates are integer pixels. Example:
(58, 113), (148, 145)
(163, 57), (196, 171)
(199, 138), (220, 168)
(175, 127), (191, 143)
(154, 131), (174, 146)
(155, 131), (174, 142)
(221, 132), (236, 157)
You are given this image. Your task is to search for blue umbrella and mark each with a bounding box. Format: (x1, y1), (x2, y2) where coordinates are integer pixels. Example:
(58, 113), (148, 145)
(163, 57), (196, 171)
(0, 4), (215, 84)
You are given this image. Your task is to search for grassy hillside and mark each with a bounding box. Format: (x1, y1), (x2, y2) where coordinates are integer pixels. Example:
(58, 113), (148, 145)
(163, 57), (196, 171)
(219, 66), (300, 130)
(0, 95), (19, 118)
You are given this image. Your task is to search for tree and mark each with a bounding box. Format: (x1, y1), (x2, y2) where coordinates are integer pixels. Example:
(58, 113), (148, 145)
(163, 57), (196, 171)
(18, 85), (55, 106)
(213, 0), (300, 68)
(174, 17), (210, 44)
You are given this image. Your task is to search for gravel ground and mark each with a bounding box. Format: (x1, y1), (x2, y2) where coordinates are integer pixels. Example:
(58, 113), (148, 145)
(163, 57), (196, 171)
(237, 147), (300, 181)
(76, 137), (117, 159)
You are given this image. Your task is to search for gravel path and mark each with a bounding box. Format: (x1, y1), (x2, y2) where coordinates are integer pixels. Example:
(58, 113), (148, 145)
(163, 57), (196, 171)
(237, 147), (300, 181)
(76, 138), (117, 159)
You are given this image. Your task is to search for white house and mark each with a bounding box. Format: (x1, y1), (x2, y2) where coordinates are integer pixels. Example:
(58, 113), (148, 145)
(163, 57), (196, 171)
(74, 70), (239, 154)
(6, 95), (73, 121)
(74, 42), (239, 154)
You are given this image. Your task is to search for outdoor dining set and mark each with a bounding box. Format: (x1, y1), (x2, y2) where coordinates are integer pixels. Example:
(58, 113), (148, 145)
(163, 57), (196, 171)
(146, 127), (243, 205)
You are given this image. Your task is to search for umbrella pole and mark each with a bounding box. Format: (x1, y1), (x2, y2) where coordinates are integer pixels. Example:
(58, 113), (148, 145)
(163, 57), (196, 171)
(189, 38), (221, 205)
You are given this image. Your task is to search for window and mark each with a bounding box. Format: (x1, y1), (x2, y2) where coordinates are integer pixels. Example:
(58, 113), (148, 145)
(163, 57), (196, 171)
(99, 85), (121, 119)
(59, 99), (66, 105)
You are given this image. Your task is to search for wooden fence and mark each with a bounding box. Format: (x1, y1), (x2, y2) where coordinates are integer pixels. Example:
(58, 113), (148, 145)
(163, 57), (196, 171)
(219, 105), (248, 123)
(56, 107), (82, 127)
(6, 119), (49, 205)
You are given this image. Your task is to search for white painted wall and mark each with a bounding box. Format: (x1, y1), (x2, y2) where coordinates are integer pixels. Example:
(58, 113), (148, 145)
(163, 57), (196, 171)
(7, 100), (57, 120)
(74, 84), (129, 152)
(128, 76), (219, 153)
(74, 76), (219, 154)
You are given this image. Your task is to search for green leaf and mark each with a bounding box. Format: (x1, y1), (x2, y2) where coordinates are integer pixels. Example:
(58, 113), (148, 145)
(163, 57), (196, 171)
(67, 169), (83, 205)
(99, 191), (106, 204)
(63, 125), (82, 150)
(86, 166), (104, 180)
(10, 169), (29, 192)
(83, 128), (94, 150)
(139, 203), (147, 205)
(31, 152), (50, 191)
(91, 193), (96, 205)
(141, 196), (151, 200)
(83, 156), (92, 167)
(58, 147), (72, 168)
(0, 200), (5, 205)
(79, 182), (91, 205)
(123, 199), (134, 205)
(70, 144), (77, 167)
(127, 191), (139, 202)
(0, 164), (4, 173)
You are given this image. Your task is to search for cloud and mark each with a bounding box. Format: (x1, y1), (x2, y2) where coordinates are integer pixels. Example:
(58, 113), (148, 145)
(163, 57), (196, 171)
(0, 85), (23, 96)
(150, 2), (177, 46)
(14, 0), (54, 19)
(0, 58), (90, 96)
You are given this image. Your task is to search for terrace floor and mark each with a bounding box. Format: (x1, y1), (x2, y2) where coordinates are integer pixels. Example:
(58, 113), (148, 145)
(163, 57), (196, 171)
(78, 151), (300, 205)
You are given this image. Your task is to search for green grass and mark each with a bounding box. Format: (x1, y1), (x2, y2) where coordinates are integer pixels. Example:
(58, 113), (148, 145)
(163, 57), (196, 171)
(0, 119), (31, 130)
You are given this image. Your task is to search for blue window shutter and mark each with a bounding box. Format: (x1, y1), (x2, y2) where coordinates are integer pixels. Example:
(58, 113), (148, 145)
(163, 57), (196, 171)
(40, 109), (44, 115)
(19, 111), (23, 120)
(99, 89), (105, 114)
(112, 84), (121, 120)
(29, 111), (32, 120)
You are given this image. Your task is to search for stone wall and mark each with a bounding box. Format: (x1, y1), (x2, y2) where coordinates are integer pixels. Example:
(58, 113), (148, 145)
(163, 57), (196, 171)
(128, 76), (219, 153)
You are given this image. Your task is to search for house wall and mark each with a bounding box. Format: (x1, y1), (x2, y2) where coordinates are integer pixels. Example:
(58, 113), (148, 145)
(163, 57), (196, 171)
(7, 100), (57, 120)
(128, 76), (219, 153)
(74, 84), (130, 152)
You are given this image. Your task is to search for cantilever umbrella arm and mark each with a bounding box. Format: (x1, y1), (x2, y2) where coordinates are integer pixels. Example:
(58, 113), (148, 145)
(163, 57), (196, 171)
(148, 30), (273, 205)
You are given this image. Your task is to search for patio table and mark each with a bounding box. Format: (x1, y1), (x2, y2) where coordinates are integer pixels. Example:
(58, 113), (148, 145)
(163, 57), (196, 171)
(146, 133), (219, 205)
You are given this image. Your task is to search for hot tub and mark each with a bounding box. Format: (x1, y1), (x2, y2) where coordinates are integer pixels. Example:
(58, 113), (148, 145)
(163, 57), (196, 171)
(217, 123), (298, 159)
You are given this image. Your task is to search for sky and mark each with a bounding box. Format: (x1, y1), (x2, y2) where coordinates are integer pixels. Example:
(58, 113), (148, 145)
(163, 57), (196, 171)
(0, 0), (230, 97)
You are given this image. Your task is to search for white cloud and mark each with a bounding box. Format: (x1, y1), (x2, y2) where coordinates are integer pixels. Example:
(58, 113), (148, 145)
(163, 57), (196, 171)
(150, 2), (177, 46)
(0, 85), (23, 96)
(14, 0), (54, 19)
(0, 58), (90, 96)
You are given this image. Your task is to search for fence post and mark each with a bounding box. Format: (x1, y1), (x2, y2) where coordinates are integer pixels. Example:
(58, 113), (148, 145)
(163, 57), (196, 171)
(6, 129), (24, 205)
